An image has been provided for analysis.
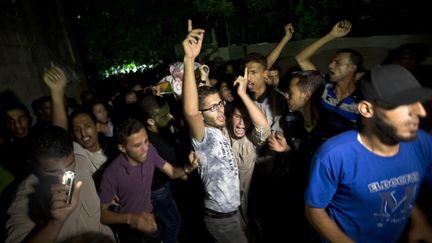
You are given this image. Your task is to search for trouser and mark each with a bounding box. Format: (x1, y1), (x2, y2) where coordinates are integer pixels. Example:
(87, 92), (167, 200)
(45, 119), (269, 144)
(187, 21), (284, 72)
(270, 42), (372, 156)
(203, 208), (249, 243)
(151, 182), (182, 243)
(113, 220), (162, 243)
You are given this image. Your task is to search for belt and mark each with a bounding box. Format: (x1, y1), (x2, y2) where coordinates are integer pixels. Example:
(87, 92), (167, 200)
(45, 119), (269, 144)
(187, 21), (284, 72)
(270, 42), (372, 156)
(204, 208), (238, 219)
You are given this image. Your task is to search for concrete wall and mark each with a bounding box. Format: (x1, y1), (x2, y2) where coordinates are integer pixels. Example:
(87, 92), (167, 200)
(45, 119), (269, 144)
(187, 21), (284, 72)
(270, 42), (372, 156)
(207, 34), (432, 77)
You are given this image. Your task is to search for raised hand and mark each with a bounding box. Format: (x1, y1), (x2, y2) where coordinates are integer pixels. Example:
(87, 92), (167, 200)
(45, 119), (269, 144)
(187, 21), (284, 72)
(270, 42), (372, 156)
(182, 19), (205, 60)
(329, 20), (352, 38)
(50, 180), (83, 224)
(188, 150), (200, 170)
(267, 132), (290, 153)
(233, 67), (248, 96)
(284, 23), (295, 40)
(43, 65), (68, 92)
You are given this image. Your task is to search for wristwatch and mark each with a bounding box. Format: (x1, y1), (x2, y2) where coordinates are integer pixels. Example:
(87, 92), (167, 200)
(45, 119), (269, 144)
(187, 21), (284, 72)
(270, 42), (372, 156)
(184, 165), (191, 175)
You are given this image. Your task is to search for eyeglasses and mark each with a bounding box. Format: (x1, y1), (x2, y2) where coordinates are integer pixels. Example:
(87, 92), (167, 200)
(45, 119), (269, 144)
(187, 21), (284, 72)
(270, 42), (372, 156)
(200, 100), (226, 112)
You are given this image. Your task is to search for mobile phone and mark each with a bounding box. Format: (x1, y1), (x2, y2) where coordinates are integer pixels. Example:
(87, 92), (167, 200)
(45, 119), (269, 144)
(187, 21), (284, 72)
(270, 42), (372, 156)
(62, 170), (76, 205)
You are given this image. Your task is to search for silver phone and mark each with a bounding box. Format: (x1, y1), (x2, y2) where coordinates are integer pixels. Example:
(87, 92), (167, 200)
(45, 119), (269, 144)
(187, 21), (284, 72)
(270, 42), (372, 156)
(62, 170), (76, 205)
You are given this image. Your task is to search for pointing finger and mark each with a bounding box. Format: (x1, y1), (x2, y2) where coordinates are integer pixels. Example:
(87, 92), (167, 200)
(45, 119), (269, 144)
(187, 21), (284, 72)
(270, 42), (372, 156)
(188, 19), (192, 33)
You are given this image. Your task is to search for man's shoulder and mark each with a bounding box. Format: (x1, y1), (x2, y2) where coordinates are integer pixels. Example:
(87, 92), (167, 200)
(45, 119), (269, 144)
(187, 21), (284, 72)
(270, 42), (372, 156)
(408, 129), (432, 152)
(316, 130), (358, 156)
(417, 129), (432, 140)
(10, 174), (38, 200)
(104, 154), (125, 170)
(73, 141), (86, 155)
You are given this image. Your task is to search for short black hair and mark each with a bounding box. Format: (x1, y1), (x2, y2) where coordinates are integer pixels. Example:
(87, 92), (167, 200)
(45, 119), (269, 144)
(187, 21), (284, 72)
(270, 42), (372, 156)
(198, 86), (220, 110)
(29, 125), (73, 165)
(336, 48), (364, 74)
(242, 52), (268, 70)
(68, 108), (98, 131)
(269, 64), (282, 73)
(290, 70), (325, 94)
(138, 95), (168, 125)
(114, 118), (144, 146)
(1, 101), (31, 121)
(31, 96), (51, 116)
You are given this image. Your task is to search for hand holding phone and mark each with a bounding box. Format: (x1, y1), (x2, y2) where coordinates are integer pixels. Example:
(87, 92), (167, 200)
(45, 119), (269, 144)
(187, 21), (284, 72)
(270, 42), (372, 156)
(50, 173), (82, 223)
(62, 170), (76, 205)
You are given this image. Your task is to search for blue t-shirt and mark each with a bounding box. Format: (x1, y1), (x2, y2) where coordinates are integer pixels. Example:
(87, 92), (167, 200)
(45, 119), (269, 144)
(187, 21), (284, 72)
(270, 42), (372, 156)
(305, 130), (432, 242)
(321, 82), (360, 123)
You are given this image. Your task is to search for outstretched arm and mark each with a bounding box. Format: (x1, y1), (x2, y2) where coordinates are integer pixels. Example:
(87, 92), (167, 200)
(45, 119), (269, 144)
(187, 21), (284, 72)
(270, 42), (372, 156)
(267, 23), (294, 69)
(182, 19), (206, 141)
(43, 66), (68, 130)
(294, 20), (352, 71)
(305, 204), (354, 243)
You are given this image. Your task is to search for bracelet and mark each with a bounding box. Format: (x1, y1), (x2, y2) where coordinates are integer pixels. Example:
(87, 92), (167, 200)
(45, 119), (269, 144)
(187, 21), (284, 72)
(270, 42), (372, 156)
(184, 165), (191, 175)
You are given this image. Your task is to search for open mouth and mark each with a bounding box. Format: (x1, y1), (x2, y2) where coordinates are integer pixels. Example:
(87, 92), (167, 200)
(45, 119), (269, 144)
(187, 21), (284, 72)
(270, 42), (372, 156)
(408, 122), (419, 131)
(81, 136), (91, 143)
(247, 81), (254, 89)
(235, 126), (245, 136)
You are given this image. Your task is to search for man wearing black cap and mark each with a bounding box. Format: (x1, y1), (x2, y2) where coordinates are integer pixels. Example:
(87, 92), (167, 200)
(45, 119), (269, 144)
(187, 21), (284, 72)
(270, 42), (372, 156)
(304, 64), (432, 242)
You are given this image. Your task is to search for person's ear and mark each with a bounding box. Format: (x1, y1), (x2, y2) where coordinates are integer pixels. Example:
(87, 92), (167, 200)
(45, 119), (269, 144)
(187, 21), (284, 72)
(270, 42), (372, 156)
(358, 100), (374, 118)
(147, 118), (155, 127)
(263, 70), (269, 79)
(303, 90), (312, 101)
(118, 144), (126, 153)
(355, 71), (365, 81)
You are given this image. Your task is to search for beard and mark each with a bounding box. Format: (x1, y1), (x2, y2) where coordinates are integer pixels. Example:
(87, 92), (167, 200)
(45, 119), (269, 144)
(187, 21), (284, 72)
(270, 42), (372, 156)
(203, 115), (224, 129)
(372, 109), (417, 145)
(158, 121), (176, 143)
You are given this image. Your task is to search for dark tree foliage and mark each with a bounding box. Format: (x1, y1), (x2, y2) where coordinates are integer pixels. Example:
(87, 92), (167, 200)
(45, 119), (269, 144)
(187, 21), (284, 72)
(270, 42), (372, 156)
(65, 0), (431, 77)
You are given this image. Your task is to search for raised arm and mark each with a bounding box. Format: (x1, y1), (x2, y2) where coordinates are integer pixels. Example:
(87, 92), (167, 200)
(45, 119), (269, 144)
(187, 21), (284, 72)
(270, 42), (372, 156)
(294, 20), (352, 71)
(182, 19), (206, 141)
(305, 204), (354, 243)
(267, 23), (294, 69)
(42, 66), (68, 130)
(234, 68), (268, 129)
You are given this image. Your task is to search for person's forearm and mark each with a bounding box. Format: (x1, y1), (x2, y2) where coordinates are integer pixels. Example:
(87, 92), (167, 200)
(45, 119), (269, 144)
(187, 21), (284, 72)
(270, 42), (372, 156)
(28, 220), (64, 243)
(100, 207), (131, 226)
(169, 166), (190, 179)
(408, 204), (432, 241)
(238, 92), (267, 128)
(305, 205), (354, 243)
(294, 34), (334, 71)
(51, 89), (68, 130)
(182, 57), (199, 117)
(267, 35), (291, 69)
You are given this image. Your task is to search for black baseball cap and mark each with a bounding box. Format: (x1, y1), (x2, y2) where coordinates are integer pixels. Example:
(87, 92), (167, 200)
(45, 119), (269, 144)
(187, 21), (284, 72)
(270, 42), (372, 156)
(360, 64), (432, 107)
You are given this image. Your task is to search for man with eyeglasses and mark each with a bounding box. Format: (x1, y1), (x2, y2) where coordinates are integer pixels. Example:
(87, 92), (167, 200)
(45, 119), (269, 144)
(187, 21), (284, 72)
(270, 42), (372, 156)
(295, 20), (366, 138)
(182, 20), (248, 243)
